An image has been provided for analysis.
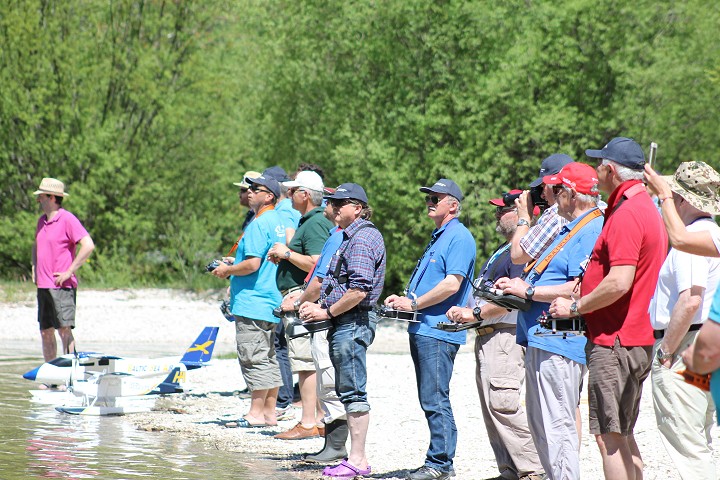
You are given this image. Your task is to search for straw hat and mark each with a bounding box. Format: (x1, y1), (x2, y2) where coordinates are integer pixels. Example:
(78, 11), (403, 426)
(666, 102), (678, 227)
(662, 161), (720, 214)
(233, 171), (261, 189)
(33, 178), (69, 197)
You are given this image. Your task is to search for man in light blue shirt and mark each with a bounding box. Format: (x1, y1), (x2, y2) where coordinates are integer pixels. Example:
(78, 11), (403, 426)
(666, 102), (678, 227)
(385, 178), (476, 480)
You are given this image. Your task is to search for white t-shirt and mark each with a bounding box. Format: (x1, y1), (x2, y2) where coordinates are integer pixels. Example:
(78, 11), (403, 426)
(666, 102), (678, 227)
(650, 218), (720, 330)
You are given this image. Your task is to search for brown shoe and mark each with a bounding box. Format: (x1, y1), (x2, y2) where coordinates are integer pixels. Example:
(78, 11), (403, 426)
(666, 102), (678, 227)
(274, 422), (320, 440)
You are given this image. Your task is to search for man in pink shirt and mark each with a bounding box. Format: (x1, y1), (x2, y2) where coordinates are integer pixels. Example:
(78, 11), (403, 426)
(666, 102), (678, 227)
(32, 178), (95, 363)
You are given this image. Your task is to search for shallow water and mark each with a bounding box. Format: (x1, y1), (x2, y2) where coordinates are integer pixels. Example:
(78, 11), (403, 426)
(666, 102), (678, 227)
(0, 346), (295, 480)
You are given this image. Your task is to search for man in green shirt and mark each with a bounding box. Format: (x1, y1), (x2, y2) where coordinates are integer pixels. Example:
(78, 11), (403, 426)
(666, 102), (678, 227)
(268, 170), (334, 440)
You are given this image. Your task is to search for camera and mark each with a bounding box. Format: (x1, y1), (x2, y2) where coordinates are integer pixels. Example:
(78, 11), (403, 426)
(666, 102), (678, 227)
(205, 259), (231, 272)
(502, 191), (521, 206)
(530, 185), (548, 209)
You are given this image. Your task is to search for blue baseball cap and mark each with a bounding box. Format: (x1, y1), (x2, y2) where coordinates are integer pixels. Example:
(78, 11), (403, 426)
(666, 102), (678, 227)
(247, 175), (281, 198)
(262, 166), (290, 182)
(419, 178), (464, 201)
(324, 183), (368, 204)
(585, 137), (645, 170)
(529, 154), (574, 187)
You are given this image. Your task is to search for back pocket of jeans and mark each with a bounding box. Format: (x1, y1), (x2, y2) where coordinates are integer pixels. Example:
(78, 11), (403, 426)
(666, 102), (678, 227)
(489, 376), (521, 414)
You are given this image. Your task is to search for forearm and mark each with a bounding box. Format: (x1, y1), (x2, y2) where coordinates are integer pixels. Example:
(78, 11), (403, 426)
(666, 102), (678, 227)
(286, 252), (319, 273)
(662, 289), (702, 354)
(327, 288), (367, 316)
(480, 302), (511, 320)
(69, 237), (95, 273)
(532, 280), (577, 303)
(510, 228), (533, 265)
(227, 257), (261, 276)
(416, 275), (462, 310)
(576, 266), (634, 314)
(298, 278), (322, 304)
(691, 321), (720, 374)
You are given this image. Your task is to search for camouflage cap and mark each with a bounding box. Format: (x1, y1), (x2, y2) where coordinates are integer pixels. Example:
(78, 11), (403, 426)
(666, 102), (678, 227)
(662, 161), (720, 214)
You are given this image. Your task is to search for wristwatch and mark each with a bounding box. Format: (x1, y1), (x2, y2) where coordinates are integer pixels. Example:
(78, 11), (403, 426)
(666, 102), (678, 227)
(517, 219), (530, 227)
(569, 301), (579, 316)
(293, 299), (302, 310)
(656, 347), (674, 363)
(284, 250), (292, 259)
(472, 306), (483, 321)
(525, 286), (535, 301)
(410, 299), (418, 311)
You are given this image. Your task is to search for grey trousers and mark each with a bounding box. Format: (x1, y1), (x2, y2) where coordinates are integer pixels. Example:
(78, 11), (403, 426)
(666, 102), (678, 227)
(525, 346), (587, 480)
(475, 327), (544, 479)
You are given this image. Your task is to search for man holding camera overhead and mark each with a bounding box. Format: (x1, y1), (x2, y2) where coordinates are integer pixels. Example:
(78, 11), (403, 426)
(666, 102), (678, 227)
(510, 154), (573, 265)
(385, 178), (476, 480)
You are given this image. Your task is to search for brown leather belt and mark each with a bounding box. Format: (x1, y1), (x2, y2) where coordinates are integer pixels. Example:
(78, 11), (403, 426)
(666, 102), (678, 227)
(476, 323), (516, 337)
(653, 323), (702, 340)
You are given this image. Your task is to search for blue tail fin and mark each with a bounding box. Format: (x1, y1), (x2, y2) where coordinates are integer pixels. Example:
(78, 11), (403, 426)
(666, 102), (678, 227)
(153, 367), (186, 394)
(180, 326), (219, 369)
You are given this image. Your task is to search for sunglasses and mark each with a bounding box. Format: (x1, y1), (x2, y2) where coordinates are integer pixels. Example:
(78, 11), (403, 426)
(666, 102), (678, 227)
(425, 195), (445, 205)
(329, 199), (359, 208)
(249, 185), (273, 195)
(495, 206), (517, 215)
(552, 185), (567, 196)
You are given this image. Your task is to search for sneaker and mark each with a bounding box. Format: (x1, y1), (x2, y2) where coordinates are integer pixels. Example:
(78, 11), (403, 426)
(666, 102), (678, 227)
(275, 405), (295, 421)
(407, 465), (451, 480)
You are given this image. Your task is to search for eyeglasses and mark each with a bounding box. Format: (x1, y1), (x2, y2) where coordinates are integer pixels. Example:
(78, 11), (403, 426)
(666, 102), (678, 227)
(249, 185), (273, 195)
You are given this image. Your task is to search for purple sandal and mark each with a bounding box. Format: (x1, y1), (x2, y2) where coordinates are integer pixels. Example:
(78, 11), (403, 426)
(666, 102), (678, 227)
(322, 459), (372, 477)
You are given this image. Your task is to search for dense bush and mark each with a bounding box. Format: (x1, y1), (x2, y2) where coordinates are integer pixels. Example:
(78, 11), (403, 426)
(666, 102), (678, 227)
(2, 0), (719, 294)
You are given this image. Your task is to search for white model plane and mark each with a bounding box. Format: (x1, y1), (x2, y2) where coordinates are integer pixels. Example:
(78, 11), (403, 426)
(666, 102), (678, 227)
(23, 326), (219, 415)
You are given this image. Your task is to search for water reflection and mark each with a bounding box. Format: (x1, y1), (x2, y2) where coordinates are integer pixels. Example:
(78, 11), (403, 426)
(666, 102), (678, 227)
(0, 356), (290, 479)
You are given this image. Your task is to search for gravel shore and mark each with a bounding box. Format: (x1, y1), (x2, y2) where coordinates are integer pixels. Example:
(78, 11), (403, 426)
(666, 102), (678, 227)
(3, 288), (714, 479)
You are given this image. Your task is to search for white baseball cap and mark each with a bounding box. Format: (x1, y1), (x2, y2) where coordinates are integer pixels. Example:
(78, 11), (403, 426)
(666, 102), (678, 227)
(283, 171), (324, 192)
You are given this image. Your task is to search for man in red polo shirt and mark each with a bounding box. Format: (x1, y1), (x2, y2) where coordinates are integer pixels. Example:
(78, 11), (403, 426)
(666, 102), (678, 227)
(550, 137), (667, 480)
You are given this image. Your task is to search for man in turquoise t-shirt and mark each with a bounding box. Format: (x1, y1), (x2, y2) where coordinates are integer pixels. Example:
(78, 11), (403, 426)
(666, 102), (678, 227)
(212, 173), (285, 428)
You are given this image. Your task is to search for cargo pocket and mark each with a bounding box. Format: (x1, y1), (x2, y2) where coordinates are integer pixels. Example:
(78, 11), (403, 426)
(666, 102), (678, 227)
(489, 376), (521, 413)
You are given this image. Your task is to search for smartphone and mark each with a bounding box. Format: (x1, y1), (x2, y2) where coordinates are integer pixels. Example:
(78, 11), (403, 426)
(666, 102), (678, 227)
(648, 142), (657, 169)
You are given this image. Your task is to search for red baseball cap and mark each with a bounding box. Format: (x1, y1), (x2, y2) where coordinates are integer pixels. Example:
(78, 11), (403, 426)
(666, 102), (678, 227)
(543, 162), (599, 195)
(489, 189), (522, 207)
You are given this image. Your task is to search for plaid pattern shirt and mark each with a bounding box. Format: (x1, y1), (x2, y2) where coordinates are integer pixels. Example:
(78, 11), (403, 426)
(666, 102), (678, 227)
(321, 218), (386, 308)
(519, 203), (569, 260)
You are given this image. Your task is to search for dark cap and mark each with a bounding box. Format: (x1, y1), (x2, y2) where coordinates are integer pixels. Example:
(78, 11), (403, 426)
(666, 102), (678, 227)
(585, 137), (645, 170)
(419, 178), (464, 201)
(323, 183), (368, 204)
(247, 175), (281, 198)
(262, 165), (290, 182)
(529, 154), (574, 187)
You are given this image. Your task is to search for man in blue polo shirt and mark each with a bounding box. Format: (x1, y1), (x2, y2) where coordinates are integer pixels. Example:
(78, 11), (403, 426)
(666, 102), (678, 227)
(385, 178), (476, 480)
(496, 163), (603, 480)
(212, 174), (286, 428)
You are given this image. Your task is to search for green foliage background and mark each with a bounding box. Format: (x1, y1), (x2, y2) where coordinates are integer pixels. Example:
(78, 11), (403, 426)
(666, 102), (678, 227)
(2, 0), (719, 294)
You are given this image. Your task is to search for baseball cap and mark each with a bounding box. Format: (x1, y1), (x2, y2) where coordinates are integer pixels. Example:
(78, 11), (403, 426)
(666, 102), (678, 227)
(323, 183), (368, 204)
(283, 171), (324, 192)
(585, 137), (645, 170)
(247, 175), (281, 198)
(543, 162), (599, 195)
(419, 178), (464, 201)
(262, 166), (290, 182)
(529, 154), (574, 188)
(489, 189), (523, 206)
(233, 170), (261, 189)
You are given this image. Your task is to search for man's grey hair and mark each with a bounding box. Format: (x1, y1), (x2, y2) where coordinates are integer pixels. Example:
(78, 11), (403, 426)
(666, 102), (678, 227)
(307, 189), (324, 206)
(280, 183), (289, 195)
(448, 195), (462, 215)
(575, 192), (600, 206)
(603, 159), (644, 182)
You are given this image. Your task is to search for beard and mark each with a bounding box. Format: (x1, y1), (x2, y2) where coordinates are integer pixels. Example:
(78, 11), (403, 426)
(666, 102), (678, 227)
(496, 221), (515, 237)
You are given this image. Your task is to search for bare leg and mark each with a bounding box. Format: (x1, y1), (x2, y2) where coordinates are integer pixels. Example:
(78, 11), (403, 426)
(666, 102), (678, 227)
(596, 432), (636, 480)
(298, 370), (318, 425)
(57, 327), (75, 355)
(627, 434), (643, 480)
(41, 327), (57, 362)
(263, 387), (279, 425)
(246, 389), (269, 425)
(346, 411), (369, 469)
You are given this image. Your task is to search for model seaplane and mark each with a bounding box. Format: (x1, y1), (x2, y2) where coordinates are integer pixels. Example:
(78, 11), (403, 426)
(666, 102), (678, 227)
(23, 326), (219, 416)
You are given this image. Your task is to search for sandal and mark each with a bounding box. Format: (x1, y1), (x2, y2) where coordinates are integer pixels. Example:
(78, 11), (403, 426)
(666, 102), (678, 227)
(225, 417), (267, 428)
(322, 459), (371, 477)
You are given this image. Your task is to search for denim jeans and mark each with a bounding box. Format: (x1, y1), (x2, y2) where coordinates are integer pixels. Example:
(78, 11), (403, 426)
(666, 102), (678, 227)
(409, 333), (461, 472)
(274, 320), (293, 408)
(328, 310), (377, 413)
